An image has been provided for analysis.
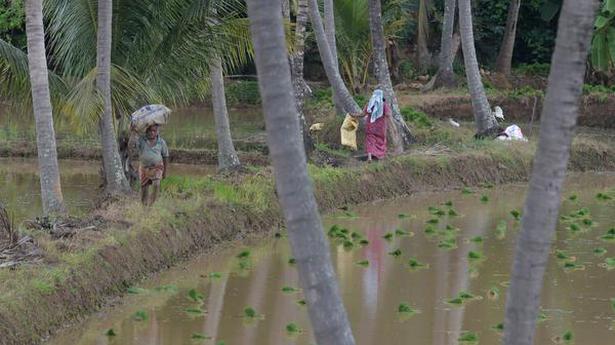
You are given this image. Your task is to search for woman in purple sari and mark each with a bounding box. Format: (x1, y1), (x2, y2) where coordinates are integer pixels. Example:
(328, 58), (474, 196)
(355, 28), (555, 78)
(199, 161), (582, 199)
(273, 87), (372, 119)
(363, 89), (390, 161)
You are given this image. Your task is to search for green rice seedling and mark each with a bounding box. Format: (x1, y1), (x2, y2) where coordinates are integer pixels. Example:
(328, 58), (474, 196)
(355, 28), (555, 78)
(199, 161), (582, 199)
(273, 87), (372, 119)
(444, 200), (454, 207)
(216, 341), (226, 345)
(447, 297), (464, 305)
(208, 272), (222, 279)
(238, 259), (252, 271)
(470, 236), (483, 243)
(236, 250), (251, 259)
(359, 239), (370, 246)
(185, 307), (206, 315)
(355, 260), (370, 267)
(342, 240), (354, 250)
(458, 291), (477, 300)
(328, 225), (342, 237)
(487, 287), (500, 301)
(469, 266), (480, 279)
(282, 286), (300, 293)
(458, 331), (478, 343)
(127, 287), (148, 294)
(610, 298), (615, 313)
(537, 310), (548, 323)
(388, 249), (402, 257)
(383, 232), (394, 241)
(153, 285), (178, 293)
(105, 329), (117, 337)
(286, 322), (302, 334)
(398, 213), (412, 219)
(568, 223), (581, 233)
(568, 194), (578, 202)
(563, 261), (585, 271)
(288, 258), (296, 265)
(438, 238), (457, 250)
(191, 333), (211, 340)
(395, 229), (413, 237)
(480, 195), (489, 203)
(495, 221), (507, 240)
(351, 231), (363, 240)
(274, 232), (282, 238)
(581, 218), (594, 227)
(133, 310), (148, 321)
(510, 209), (521, 220)
(555, 250), (570, 260)
(576, 207), (590, 217)
(244, 307), (258, 318)
(296, 299), (306, 307)
(563, 330), (573, 342)
(408, 257), (428, 270)
(500, 281), (510, 287)
(594, 247), (608, 256)
(603, 258), (615, 270)
(601, 228), (615, 242)
(462, 187), (475, 194)
(188, 289), (204, 302)
(492, 323), (504, 333)
(397, 303), (418, 317)
(428, 206), (445, 216)
(468, 251), (484, 261)
(448, 208), (459, 217)
(426, 218), (439, 224)
(596, 192), (612, 201)
(424, 225), (437, 235)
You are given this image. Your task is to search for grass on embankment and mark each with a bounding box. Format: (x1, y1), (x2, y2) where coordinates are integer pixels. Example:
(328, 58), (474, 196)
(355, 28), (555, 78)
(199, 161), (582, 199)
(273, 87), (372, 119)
(1, 121), (614, 345)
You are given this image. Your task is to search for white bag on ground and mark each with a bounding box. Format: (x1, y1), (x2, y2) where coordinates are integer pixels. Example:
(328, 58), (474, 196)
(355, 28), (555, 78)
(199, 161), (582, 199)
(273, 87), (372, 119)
(497, 124), (528, 142)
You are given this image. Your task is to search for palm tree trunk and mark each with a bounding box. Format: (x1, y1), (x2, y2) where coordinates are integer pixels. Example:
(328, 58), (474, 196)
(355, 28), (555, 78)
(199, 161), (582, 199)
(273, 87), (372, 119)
(246, 0), (356, 344)
(307, 0), (361, 114)
(286, 0), (314, 156)
(435, 0), (457, 88)
(324, 0), (344, 114)
(503, 1), (598, 344)
(97, 0), (130, 195)
(458, 0), (497, 133)
(417, 0), (432, 72)
(367, 0), (415, 152)
(25, 0), (65, 215)
(210, 55), (241, 172)
(495, 0), (522, 76)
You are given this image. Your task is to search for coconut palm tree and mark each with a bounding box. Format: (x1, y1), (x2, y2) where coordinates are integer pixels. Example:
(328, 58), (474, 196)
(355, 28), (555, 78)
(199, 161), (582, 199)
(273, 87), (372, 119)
(458, 0), (497, 134)
(495, 0), (522, 76)
(431, 0), (457, 88)
(503, 1), (598, 345)
(246, 0), (356, 344)
(291, 0), (311, 103)
(24, 0), (65, 215)
(307, 0), (362, 114)
(97, 0), (131, 195)
(367, 0), (414, 152)
(210, 55), (241, 171)
(324, 0), (344, 114)
(416, 0), (433, 72)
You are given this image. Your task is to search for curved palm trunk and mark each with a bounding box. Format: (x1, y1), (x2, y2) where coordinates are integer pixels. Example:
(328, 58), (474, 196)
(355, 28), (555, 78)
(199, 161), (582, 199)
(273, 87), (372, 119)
(210, 56), (241, 172)
(458, 0), (497, 133)
(367, 0), (414, 153)
(308, 0), (361, 114)
(25, 0), (65, 215)
(495, 0), (522, 76)
(324, 0), (344, 114)
(434, 0), (457, 88)
(97, 0), (130, 195)
(503, 1), (598, 345)
(246, 0), (356, 344)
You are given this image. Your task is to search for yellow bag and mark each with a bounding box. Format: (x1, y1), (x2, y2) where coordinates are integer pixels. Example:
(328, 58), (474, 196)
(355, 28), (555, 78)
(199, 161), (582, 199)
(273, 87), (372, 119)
(340, 114), (359, 151)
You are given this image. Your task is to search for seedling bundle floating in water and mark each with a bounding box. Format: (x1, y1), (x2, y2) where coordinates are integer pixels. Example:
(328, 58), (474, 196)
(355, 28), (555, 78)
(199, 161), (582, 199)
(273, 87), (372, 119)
(458, 331), (479, 343)
(281, 286), (300, 294)
(407, 257), (428, 270)
(188, 289), (204, 302)
(285, 322), (303, 335)
(447, 291), (482, 306)
(397, 302), (419, 319)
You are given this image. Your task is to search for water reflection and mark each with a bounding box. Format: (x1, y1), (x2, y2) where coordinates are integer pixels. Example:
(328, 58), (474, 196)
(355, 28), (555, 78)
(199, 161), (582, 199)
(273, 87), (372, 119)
(0, 158), (216, 222)
(48, 173), (615, 345)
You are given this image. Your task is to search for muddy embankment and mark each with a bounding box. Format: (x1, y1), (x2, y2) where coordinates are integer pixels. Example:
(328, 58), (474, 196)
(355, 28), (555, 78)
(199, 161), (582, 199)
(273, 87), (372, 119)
(0, 141), (269, 166)
(1, 141), (615, 345)
(418, 95), (615, 129)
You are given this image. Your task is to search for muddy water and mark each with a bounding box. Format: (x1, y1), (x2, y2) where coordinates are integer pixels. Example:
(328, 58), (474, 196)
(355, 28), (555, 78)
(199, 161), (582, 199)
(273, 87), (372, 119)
(0, 158), (216, 222)
(47, 173), (615, 345)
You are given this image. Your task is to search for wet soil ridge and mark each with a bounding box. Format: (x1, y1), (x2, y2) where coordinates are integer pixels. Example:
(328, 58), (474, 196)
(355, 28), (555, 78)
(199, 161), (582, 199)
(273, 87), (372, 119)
(1, 143), (615, 345)
(419, 95), (615, 129)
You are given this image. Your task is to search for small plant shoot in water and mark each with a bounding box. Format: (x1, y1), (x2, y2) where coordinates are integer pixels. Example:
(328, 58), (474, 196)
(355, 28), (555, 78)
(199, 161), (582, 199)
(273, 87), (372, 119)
(105, 329), (116, 337)
(286, 322), (303, 334)
(288, 258), (296, 265)
(133, 310), (148, 321)
(185, 307), (206, 315)
(462, 187), (475, 194)
(296, 299), (306, 307)
(388, 249), (402, 257)
(468, 251), (484, 261)
(510, 209), (521, 220)
(408, 257), (428, 270)
(281, 286), (300, 293)
(383, 232), (394, 241)
(458, 331), (479, 343)
(601, 228), (615, 242)
(191, 332), (211, 340)
(208, 272), (222, 279)
(492, 323), (504, 332)
(470, 236), (483, 243)
(495, 220), (507, 240)
(397, 303), (419, 319)
(480, 195), (489, 203)
(568, 194), (578, 201)
(236, 250), (251, 259)
(355, 260), (370, 267)
(188, 289), (204, 302)
(395, 228), (412, 237)
(127, 287), (148, 294)
(594, 247), (607, 256)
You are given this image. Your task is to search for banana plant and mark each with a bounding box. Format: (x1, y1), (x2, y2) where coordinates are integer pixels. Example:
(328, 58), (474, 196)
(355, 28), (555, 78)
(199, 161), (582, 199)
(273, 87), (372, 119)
(591, 0), (615, 71)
